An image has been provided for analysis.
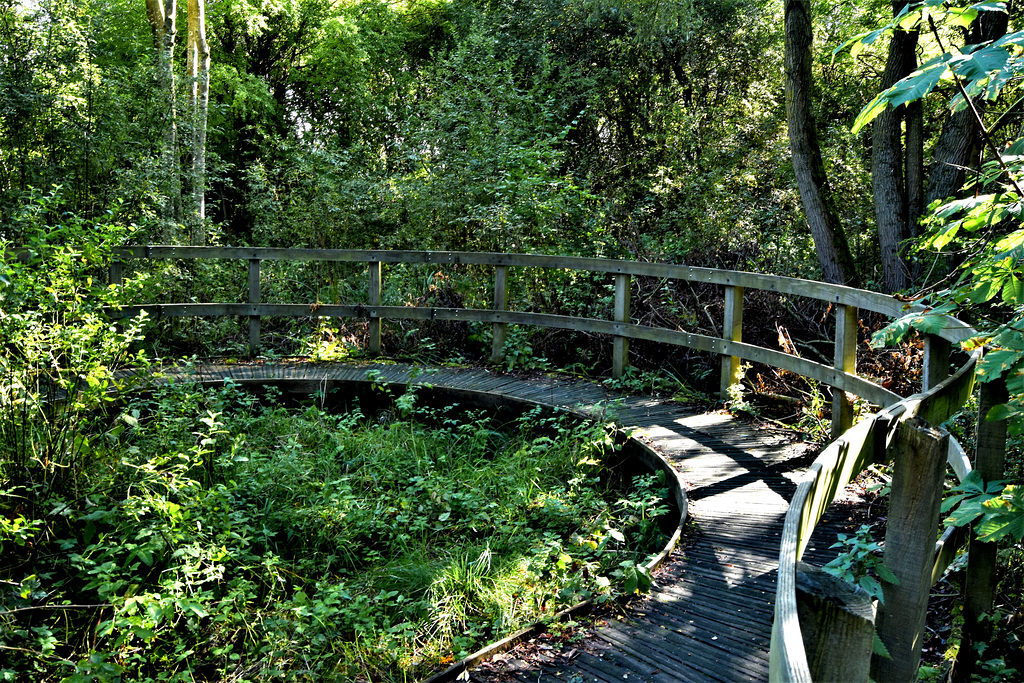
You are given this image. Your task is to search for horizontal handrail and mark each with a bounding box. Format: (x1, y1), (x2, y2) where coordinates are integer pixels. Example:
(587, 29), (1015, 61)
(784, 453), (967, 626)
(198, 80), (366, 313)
(112, 246), (974, 344)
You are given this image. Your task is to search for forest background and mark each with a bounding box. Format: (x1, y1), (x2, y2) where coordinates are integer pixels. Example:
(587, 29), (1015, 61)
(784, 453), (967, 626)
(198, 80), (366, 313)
(3, 0), (1024, 679)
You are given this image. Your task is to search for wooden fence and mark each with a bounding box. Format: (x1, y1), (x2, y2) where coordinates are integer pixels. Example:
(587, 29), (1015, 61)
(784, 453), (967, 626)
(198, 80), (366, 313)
(109, 246), (988, 680)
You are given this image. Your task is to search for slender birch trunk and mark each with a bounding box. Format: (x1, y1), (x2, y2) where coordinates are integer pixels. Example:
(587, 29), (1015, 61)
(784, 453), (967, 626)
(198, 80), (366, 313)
(146, 0), (181, 232)
(186, 0), (210, 245)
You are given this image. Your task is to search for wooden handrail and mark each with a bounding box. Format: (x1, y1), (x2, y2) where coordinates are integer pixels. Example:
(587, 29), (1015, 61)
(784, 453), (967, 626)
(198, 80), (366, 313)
(107, 246), (982, 681)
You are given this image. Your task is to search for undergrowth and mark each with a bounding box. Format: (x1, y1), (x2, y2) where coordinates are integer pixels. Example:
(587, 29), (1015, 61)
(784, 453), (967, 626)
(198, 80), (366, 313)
(0, 378), (670, 682)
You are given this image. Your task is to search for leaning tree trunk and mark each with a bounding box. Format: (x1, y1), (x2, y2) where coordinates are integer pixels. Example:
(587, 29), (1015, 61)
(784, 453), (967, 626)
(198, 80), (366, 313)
(785, 0), (860, 286)
(185, 0), (210, 246)
(872, 1), (918, 293)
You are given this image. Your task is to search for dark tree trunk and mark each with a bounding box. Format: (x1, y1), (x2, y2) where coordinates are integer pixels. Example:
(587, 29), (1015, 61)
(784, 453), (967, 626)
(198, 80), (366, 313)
(926, 11), (1009, 206)
(873, 1), (918, 293)
(785, 0), (860, 286)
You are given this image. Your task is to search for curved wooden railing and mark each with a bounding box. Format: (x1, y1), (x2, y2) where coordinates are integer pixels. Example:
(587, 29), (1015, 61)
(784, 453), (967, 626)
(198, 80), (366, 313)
(109, 247), (983, 680)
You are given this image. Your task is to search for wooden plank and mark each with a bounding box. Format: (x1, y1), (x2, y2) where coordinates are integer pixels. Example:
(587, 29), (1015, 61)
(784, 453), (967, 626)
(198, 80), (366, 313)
(248, 258), (261, 356)
(720, 285), (744, 398)
(923, 334), (951, 391)
(796, 563), (873, 683)
(832, 304), (857, 439)
(368, 262), (381, 355)
(110, 302), (902, 406)
(116, 246), (976, 344)
(612, 273), (632, 379)
(491, 265), (508, 365)
(872, 418), (948, 682)
(954, 376), (1010, 683)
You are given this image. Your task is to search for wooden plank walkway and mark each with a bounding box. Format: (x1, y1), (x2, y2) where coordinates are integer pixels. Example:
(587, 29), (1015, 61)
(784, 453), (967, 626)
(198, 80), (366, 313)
(134, 360), (855, 683)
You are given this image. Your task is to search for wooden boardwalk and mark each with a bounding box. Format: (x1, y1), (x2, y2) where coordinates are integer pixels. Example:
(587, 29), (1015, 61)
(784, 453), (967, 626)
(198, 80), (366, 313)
(143, 360), (854, 683)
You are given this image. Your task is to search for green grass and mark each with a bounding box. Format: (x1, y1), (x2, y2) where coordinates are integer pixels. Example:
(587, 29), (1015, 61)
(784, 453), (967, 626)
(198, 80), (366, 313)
(0, 378), (671, 682)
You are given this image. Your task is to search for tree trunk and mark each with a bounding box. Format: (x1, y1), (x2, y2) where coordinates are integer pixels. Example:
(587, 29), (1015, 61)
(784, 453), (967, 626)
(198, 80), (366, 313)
(925, 11), (1008, 206)
(872, 2), (918, 293)
(186, 0), (210, 246)
(785, 0), (860, 286)
(146, 0), (181, 232)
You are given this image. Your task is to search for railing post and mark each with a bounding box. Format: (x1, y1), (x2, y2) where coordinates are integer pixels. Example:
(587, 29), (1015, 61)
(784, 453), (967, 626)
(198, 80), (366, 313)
(109, 256), (123, 287)
(952, 375), (1009, 683)
(491, 265), (508, 365)
(248, 258), (261, 356)
(872, 417), (948, 683)
(832, 304), (858, 438)
(796, 562), (874, 683)
(719, 285), (743, 398)
(612, 273), (631, 379)
(922, 334), (951, 391)
(368, 261), (381, 356)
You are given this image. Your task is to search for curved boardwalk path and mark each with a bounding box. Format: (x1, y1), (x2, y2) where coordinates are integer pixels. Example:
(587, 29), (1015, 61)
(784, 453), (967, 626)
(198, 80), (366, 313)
(145, 360), (853, 683)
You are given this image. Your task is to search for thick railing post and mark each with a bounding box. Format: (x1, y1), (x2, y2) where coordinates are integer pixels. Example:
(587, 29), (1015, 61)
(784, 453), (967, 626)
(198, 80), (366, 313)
(832, 304), (858, 438)
(612, 273), (631, 379)
(952, 375), (1009, 683)
(719, 285), (744, 398)
(368, 261), (381, 355)
(872, 417), (948, 683)
(491, 265), (508, 365)
(796, 562), (874, 683)
(923, 334), (951, 391)
(248, 258), (261, 356)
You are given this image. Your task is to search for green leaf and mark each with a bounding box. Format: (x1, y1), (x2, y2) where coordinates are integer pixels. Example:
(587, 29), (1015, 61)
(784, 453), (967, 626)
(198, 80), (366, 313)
(874, 631), (892, 659)
(977, 348), (1023, 381)
(946, 7), (979, 29)
(1003, 276), (1024, 305)
(985, 403), (1021, 422)
(875, 563), (899, 585)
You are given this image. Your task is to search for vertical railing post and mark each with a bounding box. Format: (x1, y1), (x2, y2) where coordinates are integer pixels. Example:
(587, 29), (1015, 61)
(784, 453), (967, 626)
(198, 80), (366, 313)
(952, 374), (1009, 683)
(796, 562), (874, 682)
(491, 265), (508, 365)
(368, 261), (382, 356)
(612, 273), (631, 379)
(719, 285), (744, 398)
(872, 417), (948, 683)
(923, 334), (951, 391)
(832, 304), (858, 438)
(248, 258), (261, 356)
(109, 254), (123, 287)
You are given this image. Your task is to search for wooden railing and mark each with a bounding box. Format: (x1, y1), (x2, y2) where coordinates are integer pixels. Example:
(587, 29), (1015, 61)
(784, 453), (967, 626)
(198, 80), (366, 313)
(110, 246), (985, 679)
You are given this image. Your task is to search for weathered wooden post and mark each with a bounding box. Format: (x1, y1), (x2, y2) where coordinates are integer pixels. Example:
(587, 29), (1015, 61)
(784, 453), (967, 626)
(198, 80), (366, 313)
(796, 562), (874, 682)
(491, 265), (508, 365)
(832, 304), (857, 438)
(922, 335), (951, 391)
(872, 417), (948, 683)
(612, 273), (631, 379)
(109, 255), (123, 287)
(951, 376), (1009, 683)
(368, 261), (382, 355)
(719, 285), (743, 398)
(248, 258), (261, 356)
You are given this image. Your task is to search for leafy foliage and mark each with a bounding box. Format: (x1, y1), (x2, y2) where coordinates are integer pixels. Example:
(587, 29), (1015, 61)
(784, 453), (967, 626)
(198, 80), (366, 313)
(0, 376), (671, 681)
(823, 524), (899, 604)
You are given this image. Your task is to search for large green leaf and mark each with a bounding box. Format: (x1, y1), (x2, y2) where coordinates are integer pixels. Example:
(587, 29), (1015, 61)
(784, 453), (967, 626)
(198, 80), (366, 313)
(852, 60), (950, 133)
(977, 348), (1023, 381)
